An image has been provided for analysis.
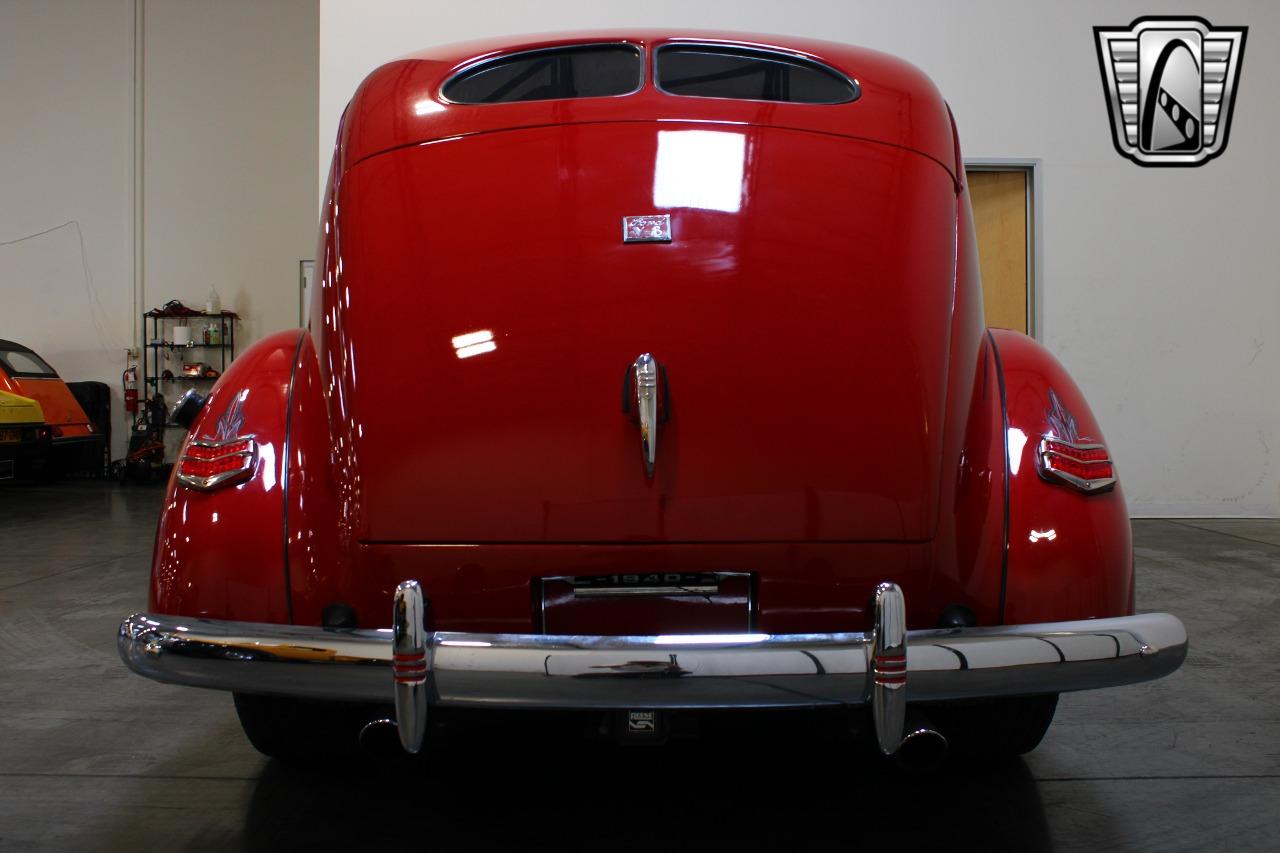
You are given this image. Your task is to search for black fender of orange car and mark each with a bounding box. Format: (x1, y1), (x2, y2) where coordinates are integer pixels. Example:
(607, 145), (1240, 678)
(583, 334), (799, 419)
(990, 329), (1134, 623)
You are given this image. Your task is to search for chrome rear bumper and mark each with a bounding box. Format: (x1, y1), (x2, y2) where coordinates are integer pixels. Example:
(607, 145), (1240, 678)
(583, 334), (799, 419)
(118, 582), (1186, 755)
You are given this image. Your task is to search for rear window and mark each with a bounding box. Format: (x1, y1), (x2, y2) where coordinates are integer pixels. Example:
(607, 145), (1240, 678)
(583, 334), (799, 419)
(0, 349), (57, 378)
(656, 45), (858, 104)
(443, 44), (643, 104)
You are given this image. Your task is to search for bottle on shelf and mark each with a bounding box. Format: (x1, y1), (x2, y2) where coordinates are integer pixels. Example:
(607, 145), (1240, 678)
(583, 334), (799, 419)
(206, 287), (222, 315)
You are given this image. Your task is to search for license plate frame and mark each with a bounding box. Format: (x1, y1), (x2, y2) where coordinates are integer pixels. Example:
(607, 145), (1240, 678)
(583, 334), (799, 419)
(539, 571), (754, 635)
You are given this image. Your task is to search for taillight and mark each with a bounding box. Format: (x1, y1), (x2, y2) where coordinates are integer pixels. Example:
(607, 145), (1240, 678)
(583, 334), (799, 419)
(177, 436), (258, 491)
(1038, 437), (1116, 493)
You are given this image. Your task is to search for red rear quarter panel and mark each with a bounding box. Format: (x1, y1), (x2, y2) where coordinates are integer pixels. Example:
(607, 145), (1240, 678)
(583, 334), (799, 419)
(992, 330), (1134, 622)
(149, 330), (301, 621)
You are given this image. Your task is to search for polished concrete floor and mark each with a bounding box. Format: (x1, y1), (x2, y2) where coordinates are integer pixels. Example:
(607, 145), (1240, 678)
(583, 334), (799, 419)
(1, 481), (1277, 851)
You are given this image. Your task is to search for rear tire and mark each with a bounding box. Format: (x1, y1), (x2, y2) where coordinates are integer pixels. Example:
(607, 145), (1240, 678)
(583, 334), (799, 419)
(232, 693), (379, 765)
(929, 694), (1059, 758)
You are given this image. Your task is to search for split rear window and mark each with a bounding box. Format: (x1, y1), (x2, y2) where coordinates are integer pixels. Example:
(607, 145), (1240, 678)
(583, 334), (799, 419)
(443, 44), (643, 104)
(655, 45), (859, 104)
(441, 42), (858, 106)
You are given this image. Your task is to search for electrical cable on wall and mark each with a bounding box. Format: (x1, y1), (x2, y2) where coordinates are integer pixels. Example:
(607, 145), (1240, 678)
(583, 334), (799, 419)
(0, 219), (126, 356)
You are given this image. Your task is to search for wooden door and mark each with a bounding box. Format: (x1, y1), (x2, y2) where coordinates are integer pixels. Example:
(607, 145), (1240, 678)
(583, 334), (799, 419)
(967, 169), (1030, 334)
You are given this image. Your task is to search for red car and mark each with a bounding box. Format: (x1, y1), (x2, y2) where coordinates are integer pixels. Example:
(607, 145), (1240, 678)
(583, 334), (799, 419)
(119, 32), (1185, 765)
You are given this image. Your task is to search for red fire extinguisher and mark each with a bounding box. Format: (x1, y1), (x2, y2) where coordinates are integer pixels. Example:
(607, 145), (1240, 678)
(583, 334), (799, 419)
(123, 364), (139, 413)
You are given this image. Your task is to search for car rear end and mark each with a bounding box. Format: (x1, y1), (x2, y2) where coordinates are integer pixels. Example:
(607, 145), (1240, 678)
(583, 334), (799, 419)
(0, 390), (51, 479)
(119, 33), (1186, 764)
(0, 341), (103, 473)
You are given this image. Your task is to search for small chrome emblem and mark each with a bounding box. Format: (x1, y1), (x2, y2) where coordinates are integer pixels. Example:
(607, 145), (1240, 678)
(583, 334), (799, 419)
(622, 214), (671, 243)
(626, 710), (657, 734)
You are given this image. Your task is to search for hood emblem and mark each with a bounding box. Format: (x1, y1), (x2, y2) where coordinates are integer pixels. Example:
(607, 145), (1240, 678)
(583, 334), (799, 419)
(621, 353), (669, 477)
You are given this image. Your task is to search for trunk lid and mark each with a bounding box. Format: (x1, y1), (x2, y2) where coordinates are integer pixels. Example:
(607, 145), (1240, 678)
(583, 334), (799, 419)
(339, 122), (956, 543)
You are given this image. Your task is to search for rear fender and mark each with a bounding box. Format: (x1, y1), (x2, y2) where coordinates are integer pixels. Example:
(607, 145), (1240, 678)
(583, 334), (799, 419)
(990, 329), (1133, 623)
(149, 330), (304, 621)
(284, 331), (353, 627)
(928, 186), (1005, 627)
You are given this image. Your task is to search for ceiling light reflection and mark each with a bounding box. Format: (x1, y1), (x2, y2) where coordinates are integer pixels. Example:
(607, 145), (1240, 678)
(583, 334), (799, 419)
(452, 330), (496, 359)
(1007, 428), (1028, 476)
(653, 130), (746, 213)
(654, 633), (769, 645)
(455, 341), (496, 359)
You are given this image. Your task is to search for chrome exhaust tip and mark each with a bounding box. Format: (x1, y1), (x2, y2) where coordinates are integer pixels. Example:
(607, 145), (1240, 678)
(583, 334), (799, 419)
(892, 714), (949, 771)
(358, 718), (405, 757)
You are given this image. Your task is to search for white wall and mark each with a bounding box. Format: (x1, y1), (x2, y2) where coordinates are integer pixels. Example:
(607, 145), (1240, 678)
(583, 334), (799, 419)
(144, 0), (318, 348)
(1, 0), (318, 460)
(0, 0), (135, 456)
(319, 0), (1280, 517)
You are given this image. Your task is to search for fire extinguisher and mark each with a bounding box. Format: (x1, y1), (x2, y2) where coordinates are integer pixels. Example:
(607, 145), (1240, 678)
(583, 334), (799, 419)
(123, 364), (139, 414)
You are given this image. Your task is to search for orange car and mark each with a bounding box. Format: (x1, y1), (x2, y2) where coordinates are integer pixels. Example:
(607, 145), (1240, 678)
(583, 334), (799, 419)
(0, 339), (104, 467)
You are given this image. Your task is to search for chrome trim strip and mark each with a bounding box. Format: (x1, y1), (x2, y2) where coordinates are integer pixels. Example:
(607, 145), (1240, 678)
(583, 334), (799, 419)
(1042, 439), (1108, 452)
(119, 609), (1187, 710)
(1042, 450), (1112, 463)
(185, 449), (254, 463)
(574, 585), (719, 598)
(187, 437), (254, 450)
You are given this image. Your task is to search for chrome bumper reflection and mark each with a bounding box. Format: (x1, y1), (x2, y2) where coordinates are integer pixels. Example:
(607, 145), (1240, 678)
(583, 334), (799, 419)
(116, 613), (1188, 707)
(119, 587), (1186, 754)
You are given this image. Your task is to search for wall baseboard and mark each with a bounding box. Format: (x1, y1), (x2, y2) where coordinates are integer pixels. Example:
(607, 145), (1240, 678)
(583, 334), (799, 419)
(1130, 503), (1279, 519)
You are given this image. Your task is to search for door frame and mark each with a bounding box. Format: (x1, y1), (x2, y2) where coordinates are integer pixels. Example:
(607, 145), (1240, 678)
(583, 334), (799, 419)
(964, 158), (1042, 339)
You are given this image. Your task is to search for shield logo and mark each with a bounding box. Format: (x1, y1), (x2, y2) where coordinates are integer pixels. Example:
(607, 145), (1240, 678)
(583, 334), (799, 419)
(1095, 17), (1247, 167)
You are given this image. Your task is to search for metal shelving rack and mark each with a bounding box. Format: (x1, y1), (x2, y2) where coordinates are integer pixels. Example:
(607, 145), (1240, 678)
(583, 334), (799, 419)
(141, 310), (237, 404)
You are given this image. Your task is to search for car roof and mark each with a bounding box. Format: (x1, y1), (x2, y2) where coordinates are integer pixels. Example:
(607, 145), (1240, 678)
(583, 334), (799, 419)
(338, 31), (959, 185)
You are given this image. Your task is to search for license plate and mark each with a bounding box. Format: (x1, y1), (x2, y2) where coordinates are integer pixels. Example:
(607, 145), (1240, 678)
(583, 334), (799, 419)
(0, 429), (19, 443)
(572, 572), (721, 596)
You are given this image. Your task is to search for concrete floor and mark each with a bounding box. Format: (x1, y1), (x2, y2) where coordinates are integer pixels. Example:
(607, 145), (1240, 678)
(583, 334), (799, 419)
(1, 481), (1277, 851)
